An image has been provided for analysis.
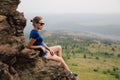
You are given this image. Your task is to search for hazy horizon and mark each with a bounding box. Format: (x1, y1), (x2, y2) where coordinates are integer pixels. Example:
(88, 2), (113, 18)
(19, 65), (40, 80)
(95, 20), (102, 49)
(23, 13), (120, 41)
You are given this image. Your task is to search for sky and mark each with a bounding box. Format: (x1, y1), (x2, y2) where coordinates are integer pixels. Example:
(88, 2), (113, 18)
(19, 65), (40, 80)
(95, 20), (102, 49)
(18, 0), (120, 14)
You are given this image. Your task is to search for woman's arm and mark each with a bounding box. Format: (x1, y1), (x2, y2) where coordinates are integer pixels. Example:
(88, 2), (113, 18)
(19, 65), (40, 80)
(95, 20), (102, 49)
(43, 42), (54, 56)
(43, 43), (50, 50)
(28, 39), (46, 50)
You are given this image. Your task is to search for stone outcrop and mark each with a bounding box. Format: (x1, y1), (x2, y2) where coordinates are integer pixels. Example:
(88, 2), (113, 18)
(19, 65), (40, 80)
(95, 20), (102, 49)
(0, 0), (76, 80)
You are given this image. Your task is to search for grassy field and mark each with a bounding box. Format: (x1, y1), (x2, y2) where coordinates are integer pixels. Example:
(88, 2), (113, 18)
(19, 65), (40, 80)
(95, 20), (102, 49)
(66, 54), (120, 80)
(43, 32), (120, 80)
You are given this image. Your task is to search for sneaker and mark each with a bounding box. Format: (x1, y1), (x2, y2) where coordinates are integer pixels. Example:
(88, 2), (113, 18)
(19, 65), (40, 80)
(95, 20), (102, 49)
(72, 73), (78, 77)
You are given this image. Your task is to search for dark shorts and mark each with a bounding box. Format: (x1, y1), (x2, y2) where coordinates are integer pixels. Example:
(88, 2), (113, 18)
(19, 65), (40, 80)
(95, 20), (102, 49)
(39, 51), (48, 57)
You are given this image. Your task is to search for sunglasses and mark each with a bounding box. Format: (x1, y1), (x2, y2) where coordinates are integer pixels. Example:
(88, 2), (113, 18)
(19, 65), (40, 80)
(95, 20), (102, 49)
(38, 22), (45, 26)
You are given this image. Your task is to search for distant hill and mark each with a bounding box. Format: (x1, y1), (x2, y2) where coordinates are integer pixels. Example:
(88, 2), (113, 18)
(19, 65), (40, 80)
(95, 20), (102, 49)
(24, 13), (120, 41)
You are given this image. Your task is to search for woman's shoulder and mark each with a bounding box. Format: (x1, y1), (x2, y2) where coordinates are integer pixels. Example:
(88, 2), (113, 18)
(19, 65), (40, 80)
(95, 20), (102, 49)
(30, 30), (39, 38)
(30, 30), (38, 35)
(31, 29), (38, 33)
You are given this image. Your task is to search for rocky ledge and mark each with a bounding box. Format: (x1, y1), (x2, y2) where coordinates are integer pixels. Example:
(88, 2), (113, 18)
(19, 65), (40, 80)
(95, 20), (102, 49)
(0, 0), (76, 80)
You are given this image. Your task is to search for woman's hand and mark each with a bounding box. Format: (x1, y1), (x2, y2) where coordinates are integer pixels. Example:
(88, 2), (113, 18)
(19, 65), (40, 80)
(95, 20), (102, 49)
(43, 43), (54, 56)
(48, 48), (54, 56)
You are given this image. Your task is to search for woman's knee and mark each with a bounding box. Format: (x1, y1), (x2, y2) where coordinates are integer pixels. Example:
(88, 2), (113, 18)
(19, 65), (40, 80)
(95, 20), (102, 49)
(57, 45), (62, 51)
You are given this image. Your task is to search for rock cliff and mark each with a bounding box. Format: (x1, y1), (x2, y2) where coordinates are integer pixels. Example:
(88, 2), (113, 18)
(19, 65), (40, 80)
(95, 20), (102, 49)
(0, 0), (76, 80)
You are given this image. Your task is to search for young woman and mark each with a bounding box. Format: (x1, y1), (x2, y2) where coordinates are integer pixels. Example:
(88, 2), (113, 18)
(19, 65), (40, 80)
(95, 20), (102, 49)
(27, 16), (77, 77)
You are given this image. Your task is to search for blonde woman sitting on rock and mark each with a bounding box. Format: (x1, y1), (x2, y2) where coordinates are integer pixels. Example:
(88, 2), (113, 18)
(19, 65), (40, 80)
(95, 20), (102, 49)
(27, 16), (78, 77)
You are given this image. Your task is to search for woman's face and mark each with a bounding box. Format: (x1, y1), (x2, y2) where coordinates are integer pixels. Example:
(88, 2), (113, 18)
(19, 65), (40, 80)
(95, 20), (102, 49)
(35, 19), (45, 30)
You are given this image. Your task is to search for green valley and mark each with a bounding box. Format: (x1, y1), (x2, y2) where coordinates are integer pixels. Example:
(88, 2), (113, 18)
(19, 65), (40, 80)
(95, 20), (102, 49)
(43, 32), (120, 80)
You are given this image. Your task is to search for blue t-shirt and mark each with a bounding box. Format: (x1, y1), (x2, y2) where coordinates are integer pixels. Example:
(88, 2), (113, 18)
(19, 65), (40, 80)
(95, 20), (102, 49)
(30, 30), (44, 46)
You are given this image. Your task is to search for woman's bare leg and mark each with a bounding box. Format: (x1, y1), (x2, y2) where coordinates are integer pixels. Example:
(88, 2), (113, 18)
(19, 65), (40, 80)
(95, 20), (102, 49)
(49, 45), (62, 57)
(45, 52), (71, 72)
